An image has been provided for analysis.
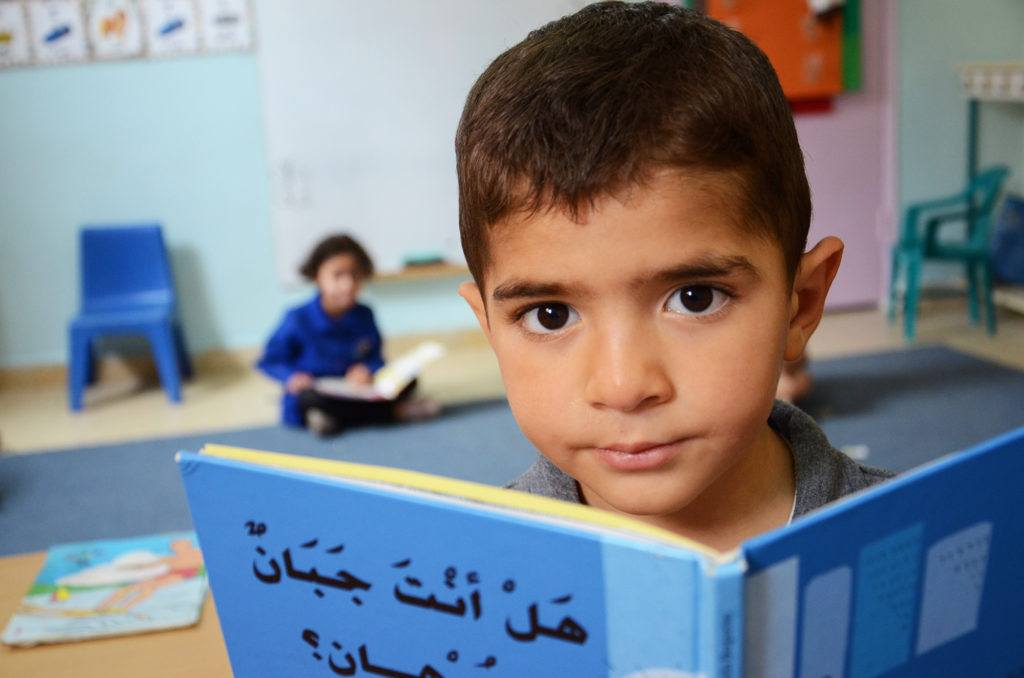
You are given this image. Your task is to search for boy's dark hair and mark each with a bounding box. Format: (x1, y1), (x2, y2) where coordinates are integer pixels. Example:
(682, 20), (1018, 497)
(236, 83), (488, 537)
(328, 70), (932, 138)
(456, 1), (811, 285)
(299, 234), (375, 281)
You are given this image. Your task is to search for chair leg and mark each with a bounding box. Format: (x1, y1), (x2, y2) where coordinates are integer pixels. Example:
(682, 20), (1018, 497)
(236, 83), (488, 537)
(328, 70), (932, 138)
(174, 323), (193, 379)
(83, 339), (96, 386)
(888, 250), (901, 324)
(966, 261), (981, 325)
(981, 261), (997, 335)
(148, 325), (183, 403)
(904, 256), (921, 341)
(68, 328), (92, 411)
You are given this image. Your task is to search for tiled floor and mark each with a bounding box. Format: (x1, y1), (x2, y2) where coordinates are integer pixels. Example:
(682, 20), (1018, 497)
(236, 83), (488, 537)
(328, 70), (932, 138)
(2, 298), (1023, 454)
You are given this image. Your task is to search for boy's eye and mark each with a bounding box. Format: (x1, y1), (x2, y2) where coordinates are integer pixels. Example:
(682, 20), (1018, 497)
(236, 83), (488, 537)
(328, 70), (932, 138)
(666, 285), (729, 316)
(521, 303), (580, 333)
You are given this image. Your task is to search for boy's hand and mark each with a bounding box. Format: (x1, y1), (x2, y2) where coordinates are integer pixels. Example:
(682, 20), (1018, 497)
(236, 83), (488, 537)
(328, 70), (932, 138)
(285, 372), (314, 394)
(345, 363), (373, 386)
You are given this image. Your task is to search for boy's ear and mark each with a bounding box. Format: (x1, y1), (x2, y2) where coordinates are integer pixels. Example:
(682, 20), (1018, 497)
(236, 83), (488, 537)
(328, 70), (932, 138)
(784, 236), (844, 362)
(459, 281), (492, 342)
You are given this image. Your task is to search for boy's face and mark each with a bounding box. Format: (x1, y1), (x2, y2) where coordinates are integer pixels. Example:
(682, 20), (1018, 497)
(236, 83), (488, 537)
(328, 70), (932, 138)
(461, 170), (838, 535)
(316, 252), (365, 317)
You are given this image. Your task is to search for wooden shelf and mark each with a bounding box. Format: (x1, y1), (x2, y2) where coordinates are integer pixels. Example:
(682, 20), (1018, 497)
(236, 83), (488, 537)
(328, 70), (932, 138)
(372, 262), (470, 282)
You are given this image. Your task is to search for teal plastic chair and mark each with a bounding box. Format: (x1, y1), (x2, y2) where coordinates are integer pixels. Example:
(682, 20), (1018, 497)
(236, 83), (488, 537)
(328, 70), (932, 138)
(889, 165), (1010, 340)
(68, 224), (192, 410)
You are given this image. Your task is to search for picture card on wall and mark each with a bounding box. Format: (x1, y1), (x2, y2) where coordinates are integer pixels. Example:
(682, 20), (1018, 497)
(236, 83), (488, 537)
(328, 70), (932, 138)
(142, 0), (197, 56)
(86, 0), (143, 59)
(0, 2), (31, 67)
(28, 0), (88, 63)
(198, 0), (252, 52)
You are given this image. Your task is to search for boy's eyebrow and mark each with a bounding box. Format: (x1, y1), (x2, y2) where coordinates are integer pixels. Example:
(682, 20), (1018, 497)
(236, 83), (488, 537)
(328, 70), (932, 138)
(642, 254), (761, 285)
(490, 254), (760, 303)
(490, 280), (582, 302)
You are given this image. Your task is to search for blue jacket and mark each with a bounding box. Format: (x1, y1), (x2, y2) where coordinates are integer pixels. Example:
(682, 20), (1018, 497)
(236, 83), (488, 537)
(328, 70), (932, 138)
(257, 295), (385, 425)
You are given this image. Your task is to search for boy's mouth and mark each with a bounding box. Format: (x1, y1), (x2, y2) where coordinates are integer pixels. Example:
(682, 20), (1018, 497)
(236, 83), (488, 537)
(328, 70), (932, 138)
(591, 440), (680, 471)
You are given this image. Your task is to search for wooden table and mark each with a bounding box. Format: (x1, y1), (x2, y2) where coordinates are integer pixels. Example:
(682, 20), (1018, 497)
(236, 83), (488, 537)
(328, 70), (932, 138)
(0, 551), (232, 677)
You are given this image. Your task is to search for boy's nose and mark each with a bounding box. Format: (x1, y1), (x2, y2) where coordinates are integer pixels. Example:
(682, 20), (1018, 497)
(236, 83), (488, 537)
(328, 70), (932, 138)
(583, 327), (674, 413)
(337, 274), (357, 293)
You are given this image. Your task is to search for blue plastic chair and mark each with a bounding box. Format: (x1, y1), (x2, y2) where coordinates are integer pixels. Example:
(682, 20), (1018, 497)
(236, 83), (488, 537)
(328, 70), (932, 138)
(889, 165), (1010, 341)
(68, 224), (192, 410)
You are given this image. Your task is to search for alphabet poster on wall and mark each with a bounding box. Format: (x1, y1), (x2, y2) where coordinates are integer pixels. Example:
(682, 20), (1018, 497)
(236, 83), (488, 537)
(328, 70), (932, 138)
(0, 0), (253, 69)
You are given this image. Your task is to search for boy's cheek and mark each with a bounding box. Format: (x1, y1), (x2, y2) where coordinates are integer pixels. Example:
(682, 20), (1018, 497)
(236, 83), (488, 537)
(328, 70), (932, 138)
(504, 388), (564, 454)
(498, 351), (563, 409)
(492, 346), (542, 398)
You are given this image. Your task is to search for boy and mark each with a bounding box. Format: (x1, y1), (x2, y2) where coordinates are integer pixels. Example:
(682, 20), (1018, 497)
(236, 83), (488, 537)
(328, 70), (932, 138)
(456, 2), (892, 551)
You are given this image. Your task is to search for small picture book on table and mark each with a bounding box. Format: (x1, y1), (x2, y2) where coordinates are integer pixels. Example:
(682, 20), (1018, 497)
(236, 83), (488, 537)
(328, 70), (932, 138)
(2, 531), (207, 647)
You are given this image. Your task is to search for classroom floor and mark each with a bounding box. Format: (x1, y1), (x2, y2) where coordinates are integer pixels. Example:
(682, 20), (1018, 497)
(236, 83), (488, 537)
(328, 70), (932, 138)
(3, 299), (1024, 455)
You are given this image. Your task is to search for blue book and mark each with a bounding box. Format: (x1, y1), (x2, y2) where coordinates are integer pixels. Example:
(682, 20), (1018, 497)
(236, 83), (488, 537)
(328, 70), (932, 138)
(177, 427), (1024, 678)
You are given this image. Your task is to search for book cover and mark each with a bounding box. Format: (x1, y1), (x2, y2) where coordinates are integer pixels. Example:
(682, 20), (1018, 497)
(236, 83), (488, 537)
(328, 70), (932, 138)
(1, 531), (208, 647)
(177, 427), (1024, 677)
(739, 427), (1023, 678)
(315, 340), (445, 401)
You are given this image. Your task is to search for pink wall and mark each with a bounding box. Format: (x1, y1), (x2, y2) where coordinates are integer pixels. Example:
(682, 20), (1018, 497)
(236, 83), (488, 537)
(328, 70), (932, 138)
(795, 0), (896, 309)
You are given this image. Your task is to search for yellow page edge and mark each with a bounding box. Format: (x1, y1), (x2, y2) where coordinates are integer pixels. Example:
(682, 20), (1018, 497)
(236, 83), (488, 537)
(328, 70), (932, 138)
(198, 444), (719, 559)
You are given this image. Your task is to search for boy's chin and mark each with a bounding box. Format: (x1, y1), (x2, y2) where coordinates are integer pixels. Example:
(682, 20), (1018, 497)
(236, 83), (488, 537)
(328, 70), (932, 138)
(323, 297), (356, 314)
(581, 483), (698, 521)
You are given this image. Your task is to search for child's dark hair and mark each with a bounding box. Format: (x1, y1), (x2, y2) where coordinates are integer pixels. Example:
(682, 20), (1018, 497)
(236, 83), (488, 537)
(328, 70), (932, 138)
(299, 234), (375, 281)
(456, 1), (811, 285)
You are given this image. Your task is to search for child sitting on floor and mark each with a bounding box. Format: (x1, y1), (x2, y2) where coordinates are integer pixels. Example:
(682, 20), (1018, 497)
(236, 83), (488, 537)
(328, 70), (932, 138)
(257, 234), (439, 436)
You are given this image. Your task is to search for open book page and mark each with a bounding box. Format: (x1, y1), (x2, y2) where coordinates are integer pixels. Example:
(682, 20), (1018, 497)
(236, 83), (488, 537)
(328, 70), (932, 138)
(314, 341), (445, 401)
(311, 377), (382, 400)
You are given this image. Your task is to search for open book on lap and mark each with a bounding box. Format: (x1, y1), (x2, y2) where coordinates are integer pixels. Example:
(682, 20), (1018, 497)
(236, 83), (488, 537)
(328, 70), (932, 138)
(315, 341), (445, 401)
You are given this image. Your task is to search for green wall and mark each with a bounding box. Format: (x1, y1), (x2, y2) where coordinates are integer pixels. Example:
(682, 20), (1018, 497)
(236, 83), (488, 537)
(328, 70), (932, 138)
(898, 0), (1024, 206)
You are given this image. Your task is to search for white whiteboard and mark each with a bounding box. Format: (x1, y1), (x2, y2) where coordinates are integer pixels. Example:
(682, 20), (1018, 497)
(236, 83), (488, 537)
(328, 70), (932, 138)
(254, 0), (590, 283)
